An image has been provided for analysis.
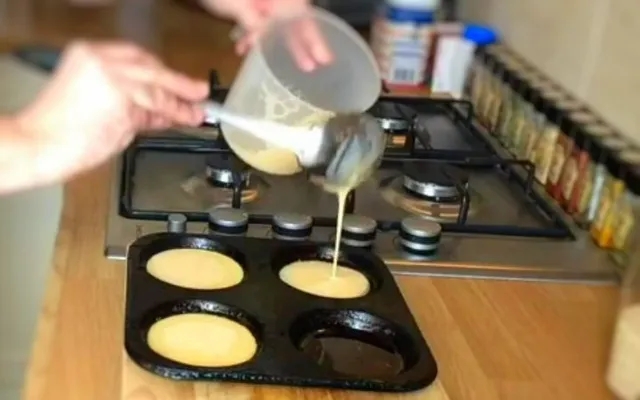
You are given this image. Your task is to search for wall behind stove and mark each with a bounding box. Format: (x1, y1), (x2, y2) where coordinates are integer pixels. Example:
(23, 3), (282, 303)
(458, 0), (640, 145)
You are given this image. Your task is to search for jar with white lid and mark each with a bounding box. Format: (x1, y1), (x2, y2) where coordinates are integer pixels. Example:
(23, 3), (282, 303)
(607, 247), (640, 400)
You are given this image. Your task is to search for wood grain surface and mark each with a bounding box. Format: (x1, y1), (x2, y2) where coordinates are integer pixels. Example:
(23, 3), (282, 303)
(0, 1), (620, 399)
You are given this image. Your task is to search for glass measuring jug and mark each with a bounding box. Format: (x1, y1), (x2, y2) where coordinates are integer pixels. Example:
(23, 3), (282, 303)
(221, 7), (381, 176)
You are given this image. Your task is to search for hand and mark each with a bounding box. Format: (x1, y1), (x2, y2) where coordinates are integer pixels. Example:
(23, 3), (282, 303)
(16, 41), (208, 182)
(201, 0), (332, 71)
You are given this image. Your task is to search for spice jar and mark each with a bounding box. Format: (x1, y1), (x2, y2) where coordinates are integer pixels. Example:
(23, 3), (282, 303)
(543, 93), (581, 200)
(521, 75), (549, 163)
(467, 51), (488, 122)
(546, 113), (575, 201)
(606, 252), (640, 400)
(530, 86), (562, 185)
(512, 72), (541, 160)
(524, 77), (553, 174)
(492, 58), (516, 144)
(482, 47), (505, 134)
(479, 48), (500, 130)
(574, 125), (612, 223)
(590, 136), (629, 248)
(559, 122), (588, 212)
(610, 149), (640, 268)
(496, 58), (527, 148)
(506, 67), (533, 156)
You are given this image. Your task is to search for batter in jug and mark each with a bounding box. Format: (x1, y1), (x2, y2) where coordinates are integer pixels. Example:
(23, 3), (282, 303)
(232, 145), (302, 175)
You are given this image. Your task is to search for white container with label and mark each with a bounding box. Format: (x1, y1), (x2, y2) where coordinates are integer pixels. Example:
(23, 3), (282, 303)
(431, 24), (497, 98)
(371, 0), (440, 87)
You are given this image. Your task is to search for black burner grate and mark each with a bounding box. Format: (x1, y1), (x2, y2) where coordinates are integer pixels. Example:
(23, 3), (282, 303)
(117, 70), (574, 240)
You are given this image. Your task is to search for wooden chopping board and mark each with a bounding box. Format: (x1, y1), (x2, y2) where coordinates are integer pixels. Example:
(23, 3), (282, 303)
(121, 353), (450, 400)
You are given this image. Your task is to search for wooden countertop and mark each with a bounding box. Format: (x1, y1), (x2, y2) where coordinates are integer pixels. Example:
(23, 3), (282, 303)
(1, 2), (620, 399)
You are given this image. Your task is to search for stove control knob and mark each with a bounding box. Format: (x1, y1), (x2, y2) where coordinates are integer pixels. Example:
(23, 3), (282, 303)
(341, 215), (377, 248)
(272, 213), (313, 241)
(167, 213), (187, 233)
(399, 217), (441, 255)
(208, 208), (249, 236)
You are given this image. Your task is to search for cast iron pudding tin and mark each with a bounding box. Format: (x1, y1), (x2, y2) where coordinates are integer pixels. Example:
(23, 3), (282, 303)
(124, 233), (437, 392)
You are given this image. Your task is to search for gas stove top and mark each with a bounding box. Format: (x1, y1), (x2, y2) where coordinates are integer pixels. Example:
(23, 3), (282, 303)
(104, 72), (617, 283)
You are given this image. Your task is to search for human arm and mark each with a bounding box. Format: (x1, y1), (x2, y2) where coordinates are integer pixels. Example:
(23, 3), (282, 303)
(0, 117), (58, 194)
(200, 0), (332, 71)
(0, 41), (208, 196)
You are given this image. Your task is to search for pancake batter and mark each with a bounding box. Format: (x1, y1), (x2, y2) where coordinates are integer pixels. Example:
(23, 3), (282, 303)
(279, 260), (370, 299)
(330, 189), (349, 277)
(146, 249), (243, 290)
(233, 146), (302, 175)
(147, 313), (257, 367)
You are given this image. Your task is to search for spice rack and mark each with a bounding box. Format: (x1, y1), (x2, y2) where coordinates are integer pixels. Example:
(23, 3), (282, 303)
(465, 43), (640, 273)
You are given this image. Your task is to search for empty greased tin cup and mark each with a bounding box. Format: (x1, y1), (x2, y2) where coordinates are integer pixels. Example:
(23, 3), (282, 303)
(221, 7), (381, 176)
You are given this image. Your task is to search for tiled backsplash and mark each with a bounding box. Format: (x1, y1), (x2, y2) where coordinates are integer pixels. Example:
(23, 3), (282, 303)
(459, 0), (640, 145)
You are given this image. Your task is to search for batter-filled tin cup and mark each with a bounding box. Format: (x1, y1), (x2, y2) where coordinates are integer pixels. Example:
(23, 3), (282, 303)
(272, 244), (382, 299)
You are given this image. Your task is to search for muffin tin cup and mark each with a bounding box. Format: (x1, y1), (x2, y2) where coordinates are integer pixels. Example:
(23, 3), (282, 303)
(125, 233), (437, 392)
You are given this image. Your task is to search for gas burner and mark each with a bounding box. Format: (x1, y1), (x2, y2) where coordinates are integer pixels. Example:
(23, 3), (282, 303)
(368, 101), (418, 132)
(379, 163), (478, 223)
(205, 154), (251, 189)
(180, 154), (264, 209)
(402, 162), (468, 203)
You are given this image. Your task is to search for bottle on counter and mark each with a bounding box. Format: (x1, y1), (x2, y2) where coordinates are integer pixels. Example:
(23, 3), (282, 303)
(371, 0), (440, 90)
(431, 24), (498, 98)
(606, 252), (640, 400)
(425, 22), (463, 87)
(590, 135), (630, 248)
(610, 149), (640, 269)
